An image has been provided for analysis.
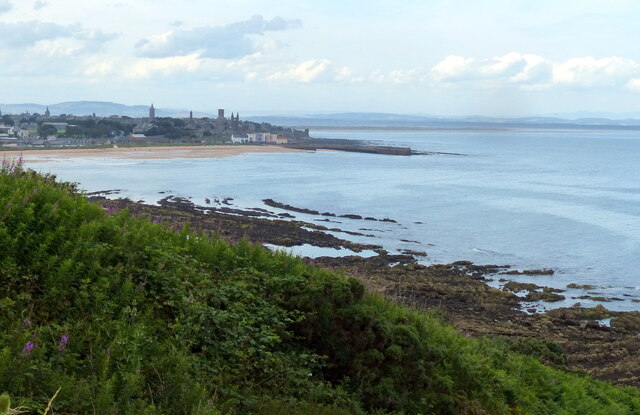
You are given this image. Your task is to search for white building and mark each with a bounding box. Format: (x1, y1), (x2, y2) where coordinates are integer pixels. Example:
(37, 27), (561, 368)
(246, 132), (286, 144)
(16, 129), (31, 139)
(231, 135), (248, 144)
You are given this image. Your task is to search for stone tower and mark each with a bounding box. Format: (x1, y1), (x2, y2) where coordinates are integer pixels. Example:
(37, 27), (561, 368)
(216, 109), (225, 129)
(149, 103), (156, 120)
(44, 107), (50, 117)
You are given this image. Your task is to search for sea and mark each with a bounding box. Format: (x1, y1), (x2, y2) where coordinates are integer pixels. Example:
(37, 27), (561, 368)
(28, 128), (640, 312)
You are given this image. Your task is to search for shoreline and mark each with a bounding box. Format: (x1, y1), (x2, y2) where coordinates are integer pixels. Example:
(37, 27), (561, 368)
(0, 144), (305, 162)
(89, 194), (640, 388)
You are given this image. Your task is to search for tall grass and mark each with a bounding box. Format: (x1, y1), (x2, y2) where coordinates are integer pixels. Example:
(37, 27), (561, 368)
(1, 163), (639, 414)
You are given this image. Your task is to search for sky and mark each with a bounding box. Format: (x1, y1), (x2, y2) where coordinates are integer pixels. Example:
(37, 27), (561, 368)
(1, 0), (640, 116)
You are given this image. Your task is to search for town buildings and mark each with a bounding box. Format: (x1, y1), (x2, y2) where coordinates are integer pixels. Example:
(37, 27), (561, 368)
(0, 104), (305, 148)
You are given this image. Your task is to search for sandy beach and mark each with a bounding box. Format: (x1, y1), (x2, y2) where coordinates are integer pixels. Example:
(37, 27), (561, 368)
(0, 145), (305, 163)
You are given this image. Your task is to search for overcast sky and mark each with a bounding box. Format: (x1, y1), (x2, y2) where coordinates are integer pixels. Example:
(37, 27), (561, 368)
(1, 0), (640, 116)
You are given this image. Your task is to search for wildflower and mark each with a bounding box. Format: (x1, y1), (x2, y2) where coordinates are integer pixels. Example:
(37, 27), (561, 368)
(58, 335), (69, 352)
(105, 348), (112, 355)
(22, 318), (31, 328)
(21, 341), (36, 357)
(104, 206), (117, 215)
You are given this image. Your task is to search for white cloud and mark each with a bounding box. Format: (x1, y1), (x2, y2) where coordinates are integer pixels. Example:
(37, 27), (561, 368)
(124, 54), (202, 79)
(135, 15), (301, 59)
(33, 0), (46, 10)
(431, 55), (476, 82)
(335, 66), (363, 82)
(432, 53), (551, 85)
(267, 59), (332, 83)
(552, 56), (640, 87)
(84, 60), (115, 77)
(0, 20), (115, 53)
(627, 78), (640, 92)
(430, 53), (640, 90)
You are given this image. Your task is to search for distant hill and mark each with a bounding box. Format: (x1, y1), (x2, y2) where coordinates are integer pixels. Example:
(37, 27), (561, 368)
(3, 101), (640, 130)
(246, 112), (640, 130)
(0, 101), (210, 118)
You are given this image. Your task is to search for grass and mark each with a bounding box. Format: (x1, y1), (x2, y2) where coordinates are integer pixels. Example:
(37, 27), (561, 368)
(1, 160), (639, 414)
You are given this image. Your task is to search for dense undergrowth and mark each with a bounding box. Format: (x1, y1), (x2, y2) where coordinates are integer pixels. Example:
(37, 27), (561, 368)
(1, 160), (640, 414)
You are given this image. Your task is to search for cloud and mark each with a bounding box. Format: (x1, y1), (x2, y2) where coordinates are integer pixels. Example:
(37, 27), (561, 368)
(0, 20), (116, 53)
(627, 78), (640, 92)
(370, 67), (422, 84)
(0, 0), (11, 14)
(432, 53), (551, 85)
(267, 59), (333, 83)
(33, 0), (46, 10)
(430, 53), (640, 90)
(124, 54), (203, 79)
(135, 15), (301, 59)
(431, 55), (476, 82)
(84, 60), (115, 77)
(552, 56), (640, 87)
(0, 21), (75, 48)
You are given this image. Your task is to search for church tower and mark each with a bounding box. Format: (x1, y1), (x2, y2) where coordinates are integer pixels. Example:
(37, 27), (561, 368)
(149, 103), (156, 120)
(44, 107), (50, 117)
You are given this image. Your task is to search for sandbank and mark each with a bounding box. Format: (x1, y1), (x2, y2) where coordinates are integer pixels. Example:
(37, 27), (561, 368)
(0, 145), (304, 163)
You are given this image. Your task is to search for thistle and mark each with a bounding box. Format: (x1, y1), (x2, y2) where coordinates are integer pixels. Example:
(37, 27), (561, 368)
(58, 336), (69, 352)
(21, 342), (35, 357)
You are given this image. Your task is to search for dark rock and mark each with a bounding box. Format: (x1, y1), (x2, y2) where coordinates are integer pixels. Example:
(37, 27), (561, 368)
(263, 198), (320, 215)
(340, 214), (363, 220)
(567, 283), (596, 290)
(525, 291), (565, 302)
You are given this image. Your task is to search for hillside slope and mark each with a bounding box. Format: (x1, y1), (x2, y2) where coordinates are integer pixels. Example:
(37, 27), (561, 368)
(1, 161), (639, 414)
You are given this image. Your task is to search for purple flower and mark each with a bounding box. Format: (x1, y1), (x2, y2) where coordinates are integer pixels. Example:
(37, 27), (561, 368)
(21, 341), (36, 356)
(105, 348), (112, 355)
(104, 206), (117, 215)
(22, 318), (31, 328)
(58, 335), (69, 352)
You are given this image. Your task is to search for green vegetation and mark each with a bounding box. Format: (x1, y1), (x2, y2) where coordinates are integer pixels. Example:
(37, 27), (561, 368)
(145, 117), (192, 139)
(1, 161), (640, 414)
(63, 118), (135, 138)
(1, 115), (14, 126)
(36, 124), (58, 138)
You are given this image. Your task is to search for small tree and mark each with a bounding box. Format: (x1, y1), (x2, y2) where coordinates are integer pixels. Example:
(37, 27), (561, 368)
(37, 124), (57, 138)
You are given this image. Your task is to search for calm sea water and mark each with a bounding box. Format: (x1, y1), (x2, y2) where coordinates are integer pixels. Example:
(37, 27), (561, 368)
(30, 129), (640, 311)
